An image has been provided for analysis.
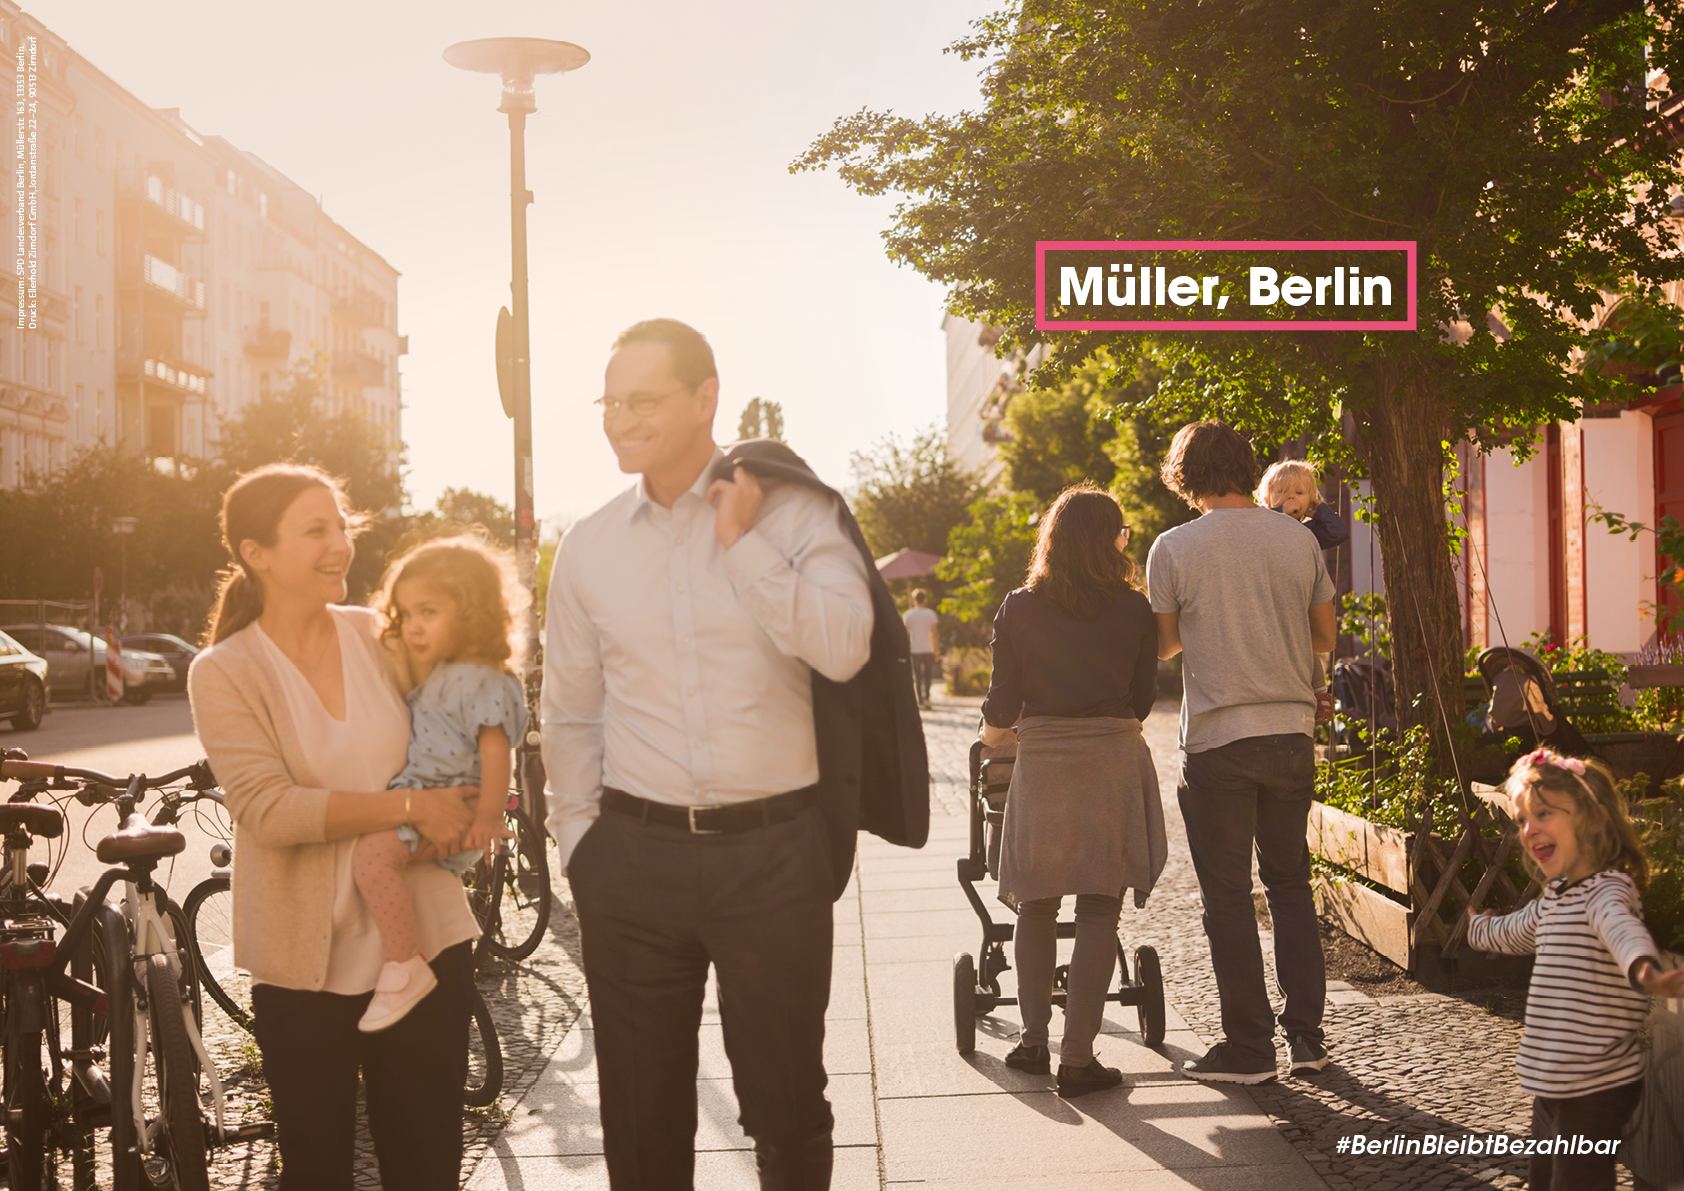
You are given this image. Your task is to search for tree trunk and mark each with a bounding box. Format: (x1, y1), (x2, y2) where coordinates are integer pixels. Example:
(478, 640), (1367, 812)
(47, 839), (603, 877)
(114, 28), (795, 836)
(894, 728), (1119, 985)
(1357, 375), (1467, 754)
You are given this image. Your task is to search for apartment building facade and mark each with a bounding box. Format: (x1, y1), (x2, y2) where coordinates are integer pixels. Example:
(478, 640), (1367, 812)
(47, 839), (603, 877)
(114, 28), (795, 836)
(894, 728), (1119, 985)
(0, 3), (403, 488)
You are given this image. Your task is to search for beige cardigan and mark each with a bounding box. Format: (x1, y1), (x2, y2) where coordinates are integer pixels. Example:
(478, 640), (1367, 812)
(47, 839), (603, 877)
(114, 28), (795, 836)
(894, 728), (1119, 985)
(187, 605), (468, 991)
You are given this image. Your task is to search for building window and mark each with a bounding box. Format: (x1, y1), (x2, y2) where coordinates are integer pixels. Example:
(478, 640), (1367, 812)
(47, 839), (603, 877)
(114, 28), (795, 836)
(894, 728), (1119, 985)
(96, 390), (107, 440)
(219, 213), (228, 255)
(94, 295), (103, 348)
(74, 115), (83, 159)
(73, 198), (82, 246)
(74, 287), (82, 340)
(259, 192), (268, 219)
(220, 282), (229, 330)
(74, 383), (83, 438)
(225, 168), (236, 196)
(95, 128), (103, 171)
(95, 210), (105, 256)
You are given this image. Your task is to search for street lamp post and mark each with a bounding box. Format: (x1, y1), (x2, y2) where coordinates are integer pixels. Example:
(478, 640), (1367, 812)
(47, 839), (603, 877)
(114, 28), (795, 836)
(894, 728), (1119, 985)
(443, 36), (590, 680)
(110, 517), (138, 632)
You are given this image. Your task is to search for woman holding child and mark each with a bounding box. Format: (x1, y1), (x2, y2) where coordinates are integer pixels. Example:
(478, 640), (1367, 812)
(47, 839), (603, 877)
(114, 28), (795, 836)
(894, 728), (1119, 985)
(186, 463), (484, 1191)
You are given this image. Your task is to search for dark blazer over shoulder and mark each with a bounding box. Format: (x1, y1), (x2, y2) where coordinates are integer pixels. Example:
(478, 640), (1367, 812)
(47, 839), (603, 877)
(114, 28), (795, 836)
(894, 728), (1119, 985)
(714, 440), (932, 898)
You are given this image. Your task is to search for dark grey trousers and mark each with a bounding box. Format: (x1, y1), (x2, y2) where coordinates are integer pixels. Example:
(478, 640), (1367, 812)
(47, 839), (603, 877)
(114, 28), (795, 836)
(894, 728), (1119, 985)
(567, 803), (836, 1191)
(1178, 732), (1326, 1062)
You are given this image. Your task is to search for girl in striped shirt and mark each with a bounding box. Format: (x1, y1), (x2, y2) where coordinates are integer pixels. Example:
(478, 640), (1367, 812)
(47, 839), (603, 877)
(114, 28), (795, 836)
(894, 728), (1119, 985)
(1468, 748), (1684, 1191)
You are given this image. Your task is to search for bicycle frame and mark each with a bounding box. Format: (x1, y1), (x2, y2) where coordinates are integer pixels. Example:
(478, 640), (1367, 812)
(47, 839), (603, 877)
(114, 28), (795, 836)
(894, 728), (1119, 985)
(121, 873), (227, 1146)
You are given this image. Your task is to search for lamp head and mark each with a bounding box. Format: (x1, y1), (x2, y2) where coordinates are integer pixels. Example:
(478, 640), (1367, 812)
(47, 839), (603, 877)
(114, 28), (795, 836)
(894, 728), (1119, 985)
(444, 37), (590, 115)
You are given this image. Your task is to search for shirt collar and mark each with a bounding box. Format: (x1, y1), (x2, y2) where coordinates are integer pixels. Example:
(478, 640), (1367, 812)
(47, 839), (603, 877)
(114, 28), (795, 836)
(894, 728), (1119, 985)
(630, 447), (725, 519)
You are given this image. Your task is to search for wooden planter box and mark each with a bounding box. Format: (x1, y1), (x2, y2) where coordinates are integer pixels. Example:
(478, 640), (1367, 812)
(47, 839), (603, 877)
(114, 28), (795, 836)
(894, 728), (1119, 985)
(1308, 802), (1413, 969)
(1626, 664), (1684, 690)
(1308, 792), (1534, 974)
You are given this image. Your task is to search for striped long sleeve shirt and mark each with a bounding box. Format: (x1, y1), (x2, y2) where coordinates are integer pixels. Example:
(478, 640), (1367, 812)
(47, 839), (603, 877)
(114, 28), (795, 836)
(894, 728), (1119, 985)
(1467, 869), (1658, 1097)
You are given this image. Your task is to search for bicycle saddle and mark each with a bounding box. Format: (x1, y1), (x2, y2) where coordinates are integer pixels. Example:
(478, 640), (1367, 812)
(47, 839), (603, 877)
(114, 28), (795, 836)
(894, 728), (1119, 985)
(0, 804), (64, 839)
(96, 819), (186, 863)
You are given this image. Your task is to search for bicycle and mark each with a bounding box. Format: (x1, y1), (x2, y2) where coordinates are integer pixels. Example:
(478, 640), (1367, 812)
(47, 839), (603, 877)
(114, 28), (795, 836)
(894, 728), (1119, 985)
(465, 739), (552, 962)
(0, 752), (273, 1191)
(179, 790), (507, 1107)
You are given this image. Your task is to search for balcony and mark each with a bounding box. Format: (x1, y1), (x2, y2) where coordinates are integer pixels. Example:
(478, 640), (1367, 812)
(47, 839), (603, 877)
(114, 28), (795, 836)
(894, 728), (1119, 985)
(140, 255), (206, 312)
(119, 354), (210, 397)
(330, 349), (386, 388)
(332, 288), (384, 329)
(144, 175), (205, 234)
(244, 322), (293, 360)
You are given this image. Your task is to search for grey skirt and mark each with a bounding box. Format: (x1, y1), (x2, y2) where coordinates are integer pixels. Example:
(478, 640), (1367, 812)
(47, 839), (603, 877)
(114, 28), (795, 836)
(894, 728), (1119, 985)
(996, 715), (1166, 912)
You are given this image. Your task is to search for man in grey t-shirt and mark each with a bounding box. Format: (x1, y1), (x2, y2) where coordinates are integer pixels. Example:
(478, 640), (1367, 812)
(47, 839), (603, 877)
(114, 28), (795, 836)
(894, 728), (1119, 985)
(1145, 421), (1337, 1086)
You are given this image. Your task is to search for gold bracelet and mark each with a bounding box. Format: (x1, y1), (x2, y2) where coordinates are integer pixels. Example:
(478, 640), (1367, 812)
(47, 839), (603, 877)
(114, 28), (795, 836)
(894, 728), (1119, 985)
(404, 791), (412, 821)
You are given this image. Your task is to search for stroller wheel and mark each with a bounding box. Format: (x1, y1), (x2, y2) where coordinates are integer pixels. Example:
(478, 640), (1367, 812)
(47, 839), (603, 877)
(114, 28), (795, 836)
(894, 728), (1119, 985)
(953, 953), (977, 1055)
(1134, 946), (1165, 1047)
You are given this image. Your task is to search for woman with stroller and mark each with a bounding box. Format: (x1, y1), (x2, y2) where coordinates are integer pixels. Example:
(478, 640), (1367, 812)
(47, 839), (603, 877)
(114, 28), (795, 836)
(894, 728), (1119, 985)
(978, 483), (1166, 1097)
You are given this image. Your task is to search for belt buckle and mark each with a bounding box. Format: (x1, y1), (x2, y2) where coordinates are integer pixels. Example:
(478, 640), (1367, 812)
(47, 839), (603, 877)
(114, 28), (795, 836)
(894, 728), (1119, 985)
(687, 806), (722, 835)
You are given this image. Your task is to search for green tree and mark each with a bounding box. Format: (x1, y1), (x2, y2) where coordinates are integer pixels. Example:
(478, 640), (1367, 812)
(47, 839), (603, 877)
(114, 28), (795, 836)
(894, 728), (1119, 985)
(997, 356), (1117, 501)
(737, 397), (786, 443)
(849, 426), (981, 560)
(431, 488), (516, 546)
(936, 490), (1040, 630)
(799, 0), (1684, 737)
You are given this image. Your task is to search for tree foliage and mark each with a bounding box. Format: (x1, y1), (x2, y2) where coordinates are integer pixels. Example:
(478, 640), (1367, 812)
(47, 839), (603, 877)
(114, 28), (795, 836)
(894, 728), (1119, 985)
(997, 357), (1116, 501)
(935, 490), (1040, 629)
(849, 426), (981, 560)
(737, 397), (786, 443)
(799, 0), (1684, 739)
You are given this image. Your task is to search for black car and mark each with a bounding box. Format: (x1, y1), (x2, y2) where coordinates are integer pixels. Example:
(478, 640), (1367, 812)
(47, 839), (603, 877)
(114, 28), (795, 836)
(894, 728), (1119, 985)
(0, 629), (49, 731)
(120, 633), (200, 693)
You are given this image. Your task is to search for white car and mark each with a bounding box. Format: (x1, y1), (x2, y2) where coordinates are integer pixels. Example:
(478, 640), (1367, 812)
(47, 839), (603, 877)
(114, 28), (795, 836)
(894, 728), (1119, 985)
(0, 625), (175, 705)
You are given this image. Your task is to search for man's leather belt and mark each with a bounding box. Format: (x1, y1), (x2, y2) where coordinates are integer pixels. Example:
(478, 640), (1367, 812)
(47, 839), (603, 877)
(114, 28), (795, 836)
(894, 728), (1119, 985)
(601, 786), (817, 835)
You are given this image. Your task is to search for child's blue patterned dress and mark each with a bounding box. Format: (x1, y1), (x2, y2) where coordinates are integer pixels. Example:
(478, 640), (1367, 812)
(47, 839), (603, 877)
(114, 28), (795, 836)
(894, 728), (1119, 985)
(389, 661), (528, 875)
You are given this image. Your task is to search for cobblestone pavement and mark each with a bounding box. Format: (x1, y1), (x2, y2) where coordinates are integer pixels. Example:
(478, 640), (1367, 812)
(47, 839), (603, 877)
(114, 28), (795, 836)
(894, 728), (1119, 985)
(930, 691), (1589, 1191)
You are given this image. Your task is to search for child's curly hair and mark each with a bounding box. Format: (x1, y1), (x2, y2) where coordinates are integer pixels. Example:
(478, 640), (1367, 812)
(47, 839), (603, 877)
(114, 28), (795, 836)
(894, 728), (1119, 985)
(1506, 748), (1649, 893)
(1257, 459), (1323, 516)
(376, 534), (530, 673)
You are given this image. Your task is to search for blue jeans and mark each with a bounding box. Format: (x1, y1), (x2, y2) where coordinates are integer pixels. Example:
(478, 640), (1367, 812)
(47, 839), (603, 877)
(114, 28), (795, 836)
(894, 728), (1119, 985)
(1178, 733), (1325, 1062)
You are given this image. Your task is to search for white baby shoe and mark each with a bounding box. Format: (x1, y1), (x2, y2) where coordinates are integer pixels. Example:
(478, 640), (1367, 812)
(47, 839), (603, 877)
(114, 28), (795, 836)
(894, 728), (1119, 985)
(358, 955), (438, 1033)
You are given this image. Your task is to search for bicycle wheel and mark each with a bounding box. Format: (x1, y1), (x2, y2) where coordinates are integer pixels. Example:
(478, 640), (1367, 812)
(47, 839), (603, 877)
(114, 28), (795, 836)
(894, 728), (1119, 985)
(90, 920), (141, 1191)
(462, 988), (503, 1108)
(469, 809), (551, 961)
(3, 985), (52, 1191)
(183, 876), (252, 1032)
(142, 954), (209, 1191)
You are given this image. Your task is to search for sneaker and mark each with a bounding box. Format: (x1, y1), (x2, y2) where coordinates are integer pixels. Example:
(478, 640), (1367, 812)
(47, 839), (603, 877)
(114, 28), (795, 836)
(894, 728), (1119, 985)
(1056, 1060), (1124, 1098)
(1289, 1034), (1330, 1077)
(358, 956), (437, 1033)
(1003, 1043), (1050, 1074)
(1180, 1043), (1277, 1085)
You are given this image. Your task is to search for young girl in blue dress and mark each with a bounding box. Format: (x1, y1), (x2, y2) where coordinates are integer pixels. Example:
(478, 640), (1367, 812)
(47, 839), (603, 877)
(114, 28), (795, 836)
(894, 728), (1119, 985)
(1468, 749), (1684, 1191)
(353, 535), (530, 1032)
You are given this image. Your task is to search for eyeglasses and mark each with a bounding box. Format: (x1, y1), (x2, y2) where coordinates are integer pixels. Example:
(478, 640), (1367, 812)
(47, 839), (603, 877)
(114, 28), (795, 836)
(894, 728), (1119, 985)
(594, 384), (694, 420)
(1119, 526), (1133, 540)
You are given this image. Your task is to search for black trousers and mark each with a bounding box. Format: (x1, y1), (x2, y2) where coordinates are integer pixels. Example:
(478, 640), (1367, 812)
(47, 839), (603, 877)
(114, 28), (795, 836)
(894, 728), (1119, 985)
(250, 940), (473, 1191)
(568, 803), (835, 1191)
(1529, 1080), (1643, 1191)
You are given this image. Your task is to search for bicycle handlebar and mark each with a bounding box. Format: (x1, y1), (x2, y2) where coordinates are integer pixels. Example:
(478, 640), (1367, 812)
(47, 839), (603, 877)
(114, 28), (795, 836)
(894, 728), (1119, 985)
(0, 757), (216, 793)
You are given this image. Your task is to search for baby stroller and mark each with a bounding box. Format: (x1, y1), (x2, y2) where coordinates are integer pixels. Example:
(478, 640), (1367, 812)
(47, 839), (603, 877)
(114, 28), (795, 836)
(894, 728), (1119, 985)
(1476, 646), (1591, 757)
(1330, 656), (1399, 749)
(951, 739), (1166, 1054)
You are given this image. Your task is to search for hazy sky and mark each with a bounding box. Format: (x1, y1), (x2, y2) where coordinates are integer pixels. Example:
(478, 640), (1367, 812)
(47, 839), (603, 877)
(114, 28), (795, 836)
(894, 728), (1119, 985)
(29, 0), (1002, 529)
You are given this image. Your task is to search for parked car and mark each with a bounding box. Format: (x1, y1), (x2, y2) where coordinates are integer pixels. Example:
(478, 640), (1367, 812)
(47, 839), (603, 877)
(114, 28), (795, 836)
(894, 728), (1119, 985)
(0, 625), (175, 705)
(120, 633), (200, 692)
(0, 629), (48, 730)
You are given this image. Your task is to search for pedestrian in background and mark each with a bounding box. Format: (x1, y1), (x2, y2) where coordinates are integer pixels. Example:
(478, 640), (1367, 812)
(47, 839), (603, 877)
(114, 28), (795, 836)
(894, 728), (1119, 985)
(979, 483), (1164, 1098)
(188, 463), (480, 1191)
(543, 318), (874, 1190)
(1147, 422), (1337, 1085)
(903, 588), (940, 710)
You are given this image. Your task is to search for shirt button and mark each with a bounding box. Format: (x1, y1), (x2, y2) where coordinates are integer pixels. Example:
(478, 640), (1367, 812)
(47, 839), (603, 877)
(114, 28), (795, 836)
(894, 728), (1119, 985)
(675, 536), (683, 545)
(687, 687), (695, 696)
(676, 584), (686, 593)
(682, 635), (690, 644)
(693, 739), (703, 748)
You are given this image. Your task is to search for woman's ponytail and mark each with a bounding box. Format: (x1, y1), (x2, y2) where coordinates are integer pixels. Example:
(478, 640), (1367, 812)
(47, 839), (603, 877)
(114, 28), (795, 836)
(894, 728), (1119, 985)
(200, 462), (357, 648)
(205, 566), (266, 645)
